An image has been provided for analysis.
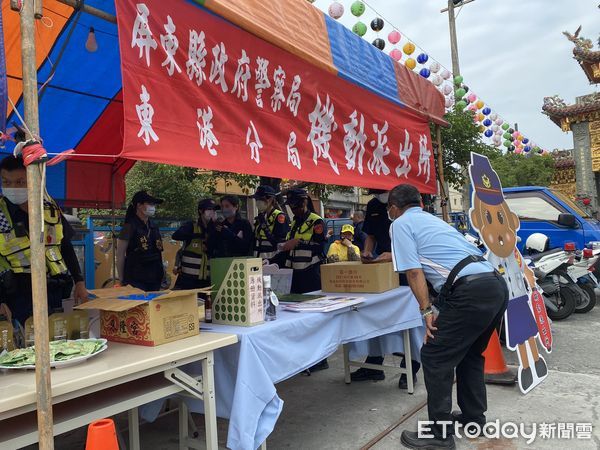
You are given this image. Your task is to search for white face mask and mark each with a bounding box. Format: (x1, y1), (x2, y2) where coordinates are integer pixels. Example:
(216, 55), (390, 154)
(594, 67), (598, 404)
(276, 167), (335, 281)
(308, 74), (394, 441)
(145, 205), (156, 217)
(3, 188), (28, 205)
(203, 210), (216, 221)
(376, 193), (389, 204)
(387, 210), (395, 222)
(256, 200), (268, 213)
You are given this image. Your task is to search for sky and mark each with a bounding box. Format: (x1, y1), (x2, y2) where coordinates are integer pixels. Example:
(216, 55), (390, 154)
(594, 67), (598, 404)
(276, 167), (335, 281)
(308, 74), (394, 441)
(310, 0), (600, 151)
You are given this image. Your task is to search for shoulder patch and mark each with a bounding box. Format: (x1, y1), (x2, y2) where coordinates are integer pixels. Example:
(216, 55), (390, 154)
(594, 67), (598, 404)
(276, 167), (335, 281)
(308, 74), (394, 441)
(277, 214), (286, 224)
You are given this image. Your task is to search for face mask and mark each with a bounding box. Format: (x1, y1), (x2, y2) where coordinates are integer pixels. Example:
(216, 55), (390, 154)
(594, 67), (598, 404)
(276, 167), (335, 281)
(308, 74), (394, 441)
(2, 188), (28, 205)
(203, 210), (216, 221)
(256, 200), (268, 213)
(222, 208), (236, 219)
(145, 205), (156, 217)
(376, 193), (389, 204)
(387, 210), (395, 222)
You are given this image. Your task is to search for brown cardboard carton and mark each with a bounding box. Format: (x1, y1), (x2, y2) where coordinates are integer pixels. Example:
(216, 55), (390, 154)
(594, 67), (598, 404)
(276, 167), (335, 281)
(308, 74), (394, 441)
(76, 287), (200, 346)
(320, 261), (399, 293)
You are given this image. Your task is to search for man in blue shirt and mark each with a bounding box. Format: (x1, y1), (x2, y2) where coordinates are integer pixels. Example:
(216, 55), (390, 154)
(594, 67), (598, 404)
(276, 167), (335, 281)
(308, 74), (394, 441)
(388, 184), (508, 450)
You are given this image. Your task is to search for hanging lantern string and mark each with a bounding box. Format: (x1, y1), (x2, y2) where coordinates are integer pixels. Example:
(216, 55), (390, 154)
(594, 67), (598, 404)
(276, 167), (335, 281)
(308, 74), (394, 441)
(353, 0), (542, 150)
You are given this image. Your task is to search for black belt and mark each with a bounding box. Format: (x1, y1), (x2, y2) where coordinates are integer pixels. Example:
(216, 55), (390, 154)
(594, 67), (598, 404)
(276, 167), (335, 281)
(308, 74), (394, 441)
(452, 271), (498, 291)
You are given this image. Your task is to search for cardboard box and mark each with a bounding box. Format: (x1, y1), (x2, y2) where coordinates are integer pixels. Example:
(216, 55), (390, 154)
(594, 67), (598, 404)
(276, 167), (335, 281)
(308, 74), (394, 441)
(76, 287), (200, 346)
(320, 262), (399, 293)
(210, 257), (264, 326)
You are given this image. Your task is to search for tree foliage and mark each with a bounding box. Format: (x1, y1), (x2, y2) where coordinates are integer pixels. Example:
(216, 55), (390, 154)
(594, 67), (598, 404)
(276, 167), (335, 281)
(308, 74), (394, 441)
(488, 153), (555, 188)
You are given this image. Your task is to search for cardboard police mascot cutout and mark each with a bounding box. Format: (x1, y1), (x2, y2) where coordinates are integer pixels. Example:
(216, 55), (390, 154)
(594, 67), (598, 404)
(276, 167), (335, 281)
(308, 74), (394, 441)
(468, 153), (551, 394)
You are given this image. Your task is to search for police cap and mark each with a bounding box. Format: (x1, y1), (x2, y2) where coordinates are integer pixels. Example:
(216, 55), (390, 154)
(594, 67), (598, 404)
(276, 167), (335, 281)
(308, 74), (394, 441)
(198, 198), (218, 211)
(131, 190), (163, 206)
(251, 185), (277, 199)
(285, 188), (309, 207)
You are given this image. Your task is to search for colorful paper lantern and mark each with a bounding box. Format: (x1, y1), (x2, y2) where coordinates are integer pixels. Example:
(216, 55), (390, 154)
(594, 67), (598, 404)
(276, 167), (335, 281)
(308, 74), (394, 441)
(389, 49), (403, 61)
(522, 138), (529, 144)
(477, 113), (485, 122)
(441, 69), (451, 80)
(490, 112), (498, 121)
(405, 58), (416, 70)
(456, 100), (467, 110)
(524, 146), (531, 152)
(429, 61), (440, 73)
(350, 1), (366, 16)
(455, 88), (466, 98)
(431, 74), (443, 86)
(388, 30), (401, 44)
(476, 100), (484, 110)
(352, 21), (367, 36)
(442, 84), (453, 95)
(508, 128), (514, 134)
(371, 18), (384, 32)
(372, 38), (385, 50)
(417, 53), (429, 64)
(419, 68), (431, 78)
(483, 119), (492, 127)
(492, 125), (499, 132)
(515, 148), (523, 154)
(484, 129), (493, 138)
(445, 97), (454, 108)
(502, 123), (510, 130)
(503, 132), (511, 140)
(467, 93), (477, 103)
(403, 42), (415, 55)
(504, 140), (511, 147)
(482, 107), (491, 116)
(454, 75), (464, 85)
(463, 85), (469, 93)
(328, 2), (345, 19)
(478, 125), (485, 132)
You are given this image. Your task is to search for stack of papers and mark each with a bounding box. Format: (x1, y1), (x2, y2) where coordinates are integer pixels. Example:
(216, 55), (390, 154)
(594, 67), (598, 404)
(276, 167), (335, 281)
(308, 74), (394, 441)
(284, 296), (364, 313)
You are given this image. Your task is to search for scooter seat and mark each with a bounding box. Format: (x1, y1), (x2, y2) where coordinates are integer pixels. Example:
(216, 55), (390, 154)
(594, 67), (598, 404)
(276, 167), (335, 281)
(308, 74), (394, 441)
(527, 248), (563, 261)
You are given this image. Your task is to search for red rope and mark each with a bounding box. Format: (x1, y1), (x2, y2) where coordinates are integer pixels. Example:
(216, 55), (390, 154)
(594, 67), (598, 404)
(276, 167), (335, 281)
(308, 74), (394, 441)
(18, 142), (75, 167)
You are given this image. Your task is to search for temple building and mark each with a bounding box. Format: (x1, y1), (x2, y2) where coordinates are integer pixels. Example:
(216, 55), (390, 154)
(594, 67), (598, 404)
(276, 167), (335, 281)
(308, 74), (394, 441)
(542, 28), (600, 213)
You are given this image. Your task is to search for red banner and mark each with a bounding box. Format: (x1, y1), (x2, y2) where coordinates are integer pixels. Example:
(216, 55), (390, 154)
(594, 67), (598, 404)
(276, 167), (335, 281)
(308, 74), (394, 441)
(116, 0), (436, 192)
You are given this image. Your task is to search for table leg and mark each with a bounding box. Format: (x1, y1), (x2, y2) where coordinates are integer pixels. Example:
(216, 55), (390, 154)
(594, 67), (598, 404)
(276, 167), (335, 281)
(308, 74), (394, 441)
(342, 344), (351, 384)
(202, 351), (218, 450)
(403, 329), (414, 395)
(179, 399), (189, 450)
(128, 408), (141, 450)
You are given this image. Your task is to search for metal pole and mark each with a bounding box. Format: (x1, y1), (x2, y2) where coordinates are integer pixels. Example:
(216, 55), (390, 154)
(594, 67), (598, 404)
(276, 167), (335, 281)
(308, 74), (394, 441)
(19, 1), (54, 449)
(56, 0), (116, 23)
(435, 125), (450, 222)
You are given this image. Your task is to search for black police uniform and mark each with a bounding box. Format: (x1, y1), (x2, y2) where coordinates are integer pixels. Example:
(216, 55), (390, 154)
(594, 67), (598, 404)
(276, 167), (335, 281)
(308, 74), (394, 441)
(357, 196), (420, 384)
(210, 217), (253, 258)
(119, 215), (164, 291)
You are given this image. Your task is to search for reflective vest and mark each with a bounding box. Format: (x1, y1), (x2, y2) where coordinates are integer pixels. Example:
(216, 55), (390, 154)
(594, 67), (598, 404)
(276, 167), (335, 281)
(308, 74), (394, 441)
(286, 212), (324, 270)
(180, 223), (210, 280)
(254, 208), (283, 259)
(0, 198), (68, 276)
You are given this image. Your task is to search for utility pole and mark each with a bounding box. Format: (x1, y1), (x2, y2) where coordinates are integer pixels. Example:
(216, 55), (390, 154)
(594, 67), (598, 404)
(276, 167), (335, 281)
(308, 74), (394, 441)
(17, 0), (54, 448)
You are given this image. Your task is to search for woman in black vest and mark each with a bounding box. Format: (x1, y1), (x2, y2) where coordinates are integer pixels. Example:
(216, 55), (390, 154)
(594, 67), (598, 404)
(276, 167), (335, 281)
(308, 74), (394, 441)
(117, 191), (165, 291)
(211, 195), (253, 258)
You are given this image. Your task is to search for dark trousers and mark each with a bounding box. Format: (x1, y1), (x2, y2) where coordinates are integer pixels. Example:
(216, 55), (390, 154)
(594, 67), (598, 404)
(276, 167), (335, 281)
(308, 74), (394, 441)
(291, 264), (321, 294)
(421, 273), (508, 439)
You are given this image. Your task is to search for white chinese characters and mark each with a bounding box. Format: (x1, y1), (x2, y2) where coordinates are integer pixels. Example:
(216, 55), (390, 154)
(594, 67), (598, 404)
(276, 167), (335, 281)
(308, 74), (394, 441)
(417, 134), (431, 183)
(233, 50), (251, 102)
(307, 94), (339, 175)
(186, 30), (207, 86)
(395, 130), (413, 178)
(136, 85), (159, 145)
(159, 16), (182, 76)
(287, 131), (301, 170)
(246, 121), (263, 164)
(367, 121), (391, 176)
(270, 66), (286, 112)
(254, 57), (271, 109)
(131, 3), (157, 67)
(197, 106), (219, 156)
(209, 42), (229, 93)
(286, 75), (302, 117)
(343, 111), (366, 174)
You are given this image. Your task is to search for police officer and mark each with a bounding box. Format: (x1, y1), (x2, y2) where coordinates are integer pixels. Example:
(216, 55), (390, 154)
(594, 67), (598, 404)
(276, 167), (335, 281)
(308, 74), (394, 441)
(211, 195), (254, 258)
(352, 189), (421, 387)
(117, 191), (164, 291)
(251, 185), (289, 262)
(280, 189), (325, 294)
(387, 184), (508, 450)
(0, 155), (87, 325)
(172, 198), (217, 290)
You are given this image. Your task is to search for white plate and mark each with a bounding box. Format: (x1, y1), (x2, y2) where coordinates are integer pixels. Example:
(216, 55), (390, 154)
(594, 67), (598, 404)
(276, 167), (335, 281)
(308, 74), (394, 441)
(0, 339), (108, 370)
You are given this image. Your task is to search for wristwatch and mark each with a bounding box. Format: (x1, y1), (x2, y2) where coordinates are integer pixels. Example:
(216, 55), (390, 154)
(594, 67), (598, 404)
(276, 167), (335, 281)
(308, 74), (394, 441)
(420, 305), (433, 317)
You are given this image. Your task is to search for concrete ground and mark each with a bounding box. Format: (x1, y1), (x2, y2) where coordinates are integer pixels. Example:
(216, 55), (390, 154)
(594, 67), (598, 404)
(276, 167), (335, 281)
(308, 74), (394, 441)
(27, 301), (600, 450)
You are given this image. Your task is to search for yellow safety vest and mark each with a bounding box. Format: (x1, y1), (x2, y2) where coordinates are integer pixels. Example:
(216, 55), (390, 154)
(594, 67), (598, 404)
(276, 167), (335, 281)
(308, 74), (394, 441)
(254, 208), (283, 259)
(0, 198), (68, 276)
(180, 223), (209, 280)
(286, 212), (323, 270)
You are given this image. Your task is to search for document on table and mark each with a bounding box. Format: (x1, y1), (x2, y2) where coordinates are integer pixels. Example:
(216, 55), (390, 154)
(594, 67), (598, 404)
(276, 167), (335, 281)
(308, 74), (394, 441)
(283, 296), (364, 313)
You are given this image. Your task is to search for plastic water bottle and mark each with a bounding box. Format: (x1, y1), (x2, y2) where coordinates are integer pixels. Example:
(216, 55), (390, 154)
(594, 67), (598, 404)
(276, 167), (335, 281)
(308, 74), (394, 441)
(263, 276), (277, 321)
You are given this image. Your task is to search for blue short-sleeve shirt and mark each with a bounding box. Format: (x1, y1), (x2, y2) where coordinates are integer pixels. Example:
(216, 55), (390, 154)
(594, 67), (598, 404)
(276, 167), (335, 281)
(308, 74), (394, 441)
(391, 207), (494, 291)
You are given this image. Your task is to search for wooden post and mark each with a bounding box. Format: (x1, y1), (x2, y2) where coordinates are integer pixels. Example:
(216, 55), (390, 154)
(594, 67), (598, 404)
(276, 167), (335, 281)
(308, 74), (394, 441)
(56, 0), (117, 23)
(435, 125), (450, 223)
(19, 1), (54, 449)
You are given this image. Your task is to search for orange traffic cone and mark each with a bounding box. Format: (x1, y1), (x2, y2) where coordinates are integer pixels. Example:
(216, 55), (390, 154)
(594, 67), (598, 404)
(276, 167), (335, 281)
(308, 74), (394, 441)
(483, 330), (517, 385)
(86, 418), (119, 450)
